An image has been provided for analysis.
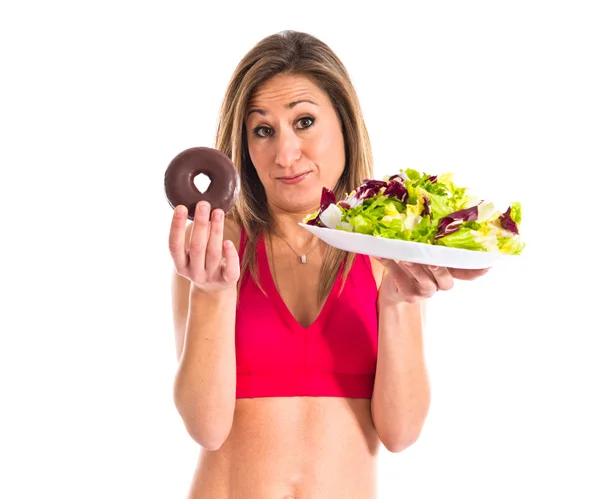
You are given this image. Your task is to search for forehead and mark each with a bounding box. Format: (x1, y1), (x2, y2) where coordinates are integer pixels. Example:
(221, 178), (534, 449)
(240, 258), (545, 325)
(247, 74), (328, 110)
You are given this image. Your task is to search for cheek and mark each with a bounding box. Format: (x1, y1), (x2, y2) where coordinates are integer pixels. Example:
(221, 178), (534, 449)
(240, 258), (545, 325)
(314, 124), (345, 172)
(247, 141), (270, 176)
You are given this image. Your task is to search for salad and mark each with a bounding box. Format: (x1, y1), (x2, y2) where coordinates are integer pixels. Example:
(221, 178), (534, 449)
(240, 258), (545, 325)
(303, 169), (525, 255)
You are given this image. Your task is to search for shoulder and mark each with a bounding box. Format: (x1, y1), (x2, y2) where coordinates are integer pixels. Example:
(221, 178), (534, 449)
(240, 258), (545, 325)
(183, 212), (242, 253)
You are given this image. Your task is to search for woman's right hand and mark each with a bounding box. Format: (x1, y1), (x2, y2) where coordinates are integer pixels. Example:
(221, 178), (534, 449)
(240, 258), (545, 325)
(168, 200), (240, 293)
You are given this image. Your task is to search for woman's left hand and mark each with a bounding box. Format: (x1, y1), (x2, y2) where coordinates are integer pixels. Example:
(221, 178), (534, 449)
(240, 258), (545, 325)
(376, 258), (490, 305)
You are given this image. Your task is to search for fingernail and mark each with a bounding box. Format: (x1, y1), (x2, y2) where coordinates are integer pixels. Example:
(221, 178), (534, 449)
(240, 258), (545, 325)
(175, 206), (185, 217)
(404, 261), (414, 266)
(213, 209), (223, 221)
(429, 265), (439, 271)
(198, 202), (209, 214)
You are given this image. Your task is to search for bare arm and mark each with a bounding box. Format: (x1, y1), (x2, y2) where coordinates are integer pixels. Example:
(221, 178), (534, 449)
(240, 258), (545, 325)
(170, 203), (240, 450)
(174, 286), (238, 450)
(369, 258), (432, 453)
(370, 258), (488, 453)
(371, 299), (431, 453)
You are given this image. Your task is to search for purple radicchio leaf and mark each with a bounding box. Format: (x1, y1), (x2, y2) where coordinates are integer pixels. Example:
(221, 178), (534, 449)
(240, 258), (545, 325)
(421, 196), (431, 217)
(307, 187), (336, 227)
(390, 171), (410, 182)
(320, 187), (337, 211)
(356, 179), (387, 200)
(384, 179), (408, 203)
(305, 216), (323, 226)
(427, 175), (438, 183)
(338, 202), (351, 210)
(434, 205), (479, 240)
(499, 206), (519, 235)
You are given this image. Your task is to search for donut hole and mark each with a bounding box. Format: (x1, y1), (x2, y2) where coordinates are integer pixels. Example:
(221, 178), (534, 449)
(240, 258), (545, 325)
(193, 173), (211, 194)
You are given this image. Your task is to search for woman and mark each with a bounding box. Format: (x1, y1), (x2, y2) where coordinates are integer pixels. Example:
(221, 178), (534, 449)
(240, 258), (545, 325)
(169, 30), (488, 499)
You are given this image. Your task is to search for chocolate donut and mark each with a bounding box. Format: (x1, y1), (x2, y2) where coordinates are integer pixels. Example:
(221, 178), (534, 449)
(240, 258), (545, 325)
(164, 147), (240, 220)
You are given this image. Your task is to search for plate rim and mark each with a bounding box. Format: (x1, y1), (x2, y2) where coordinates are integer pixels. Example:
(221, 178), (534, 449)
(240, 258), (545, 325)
(298, 222), (518, 261)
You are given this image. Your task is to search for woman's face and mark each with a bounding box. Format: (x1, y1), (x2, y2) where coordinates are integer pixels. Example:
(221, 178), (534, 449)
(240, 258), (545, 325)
(245, 73), (346, 215)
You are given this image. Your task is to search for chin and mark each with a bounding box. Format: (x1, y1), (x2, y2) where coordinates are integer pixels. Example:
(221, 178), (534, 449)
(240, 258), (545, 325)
(274, 192), (320, 215)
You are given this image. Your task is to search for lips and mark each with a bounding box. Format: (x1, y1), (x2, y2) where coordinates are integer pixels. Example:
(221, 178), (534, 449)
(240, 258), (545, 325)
(278, 172), (309, 180)
(277, 171), (310, 184)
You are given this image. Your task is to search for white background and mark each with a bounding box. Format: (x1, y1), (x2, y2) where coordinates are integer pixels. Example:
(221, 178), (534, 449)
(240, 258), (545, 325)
(1, 1), (599, 498)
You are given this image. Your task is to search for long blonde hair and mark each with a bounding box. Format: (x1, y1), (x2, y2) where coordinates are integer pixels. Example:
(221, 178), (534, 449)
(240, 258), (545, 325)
(215, 30), (374, 304)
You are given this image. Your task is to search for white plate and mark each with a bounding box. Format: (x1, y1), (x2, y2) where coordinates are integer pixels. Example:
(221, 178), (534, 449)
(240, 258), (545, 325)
(299, 223), (516, 269)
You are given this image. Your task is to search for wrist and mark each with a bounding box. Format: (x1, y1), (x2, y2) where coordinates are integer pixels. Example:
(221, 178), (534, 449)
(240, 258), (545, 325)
(190, 284), (237, 303)
(378, 294), (423, 309)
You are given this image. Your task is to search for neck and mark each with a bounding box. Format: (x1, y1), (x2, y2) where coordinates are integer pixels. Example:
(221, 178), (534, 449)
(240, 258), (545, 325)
(267, 204), (319, 251)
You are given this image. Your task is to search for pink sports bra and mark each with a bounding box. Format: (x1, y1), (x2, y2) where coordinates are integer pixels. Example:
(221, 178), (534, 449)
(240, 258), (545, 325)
(235, 227), (379, 399)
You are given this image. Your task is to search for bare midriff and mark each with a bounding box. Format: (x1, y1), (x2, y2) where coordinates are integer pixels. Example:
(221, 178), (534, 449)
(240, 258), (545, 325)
(186, 397), (381, 499)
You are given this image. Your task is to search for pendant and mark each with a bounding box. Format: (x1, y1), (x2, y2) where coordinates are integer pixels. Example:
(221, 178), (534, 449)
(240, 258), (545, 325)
(301, 255), (307, 264)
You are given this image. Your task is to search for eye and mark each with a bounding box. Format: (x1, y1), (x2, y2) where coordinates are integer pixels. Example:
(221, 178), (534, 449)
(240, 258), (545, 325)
(253, 126), (273, 138)
(297, 116), (315, 129)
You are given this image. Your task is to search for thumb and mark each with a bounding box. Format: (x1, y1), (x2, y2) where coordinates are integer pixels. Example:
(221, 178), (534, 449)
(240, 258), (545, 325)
(221, 240), (240, 283)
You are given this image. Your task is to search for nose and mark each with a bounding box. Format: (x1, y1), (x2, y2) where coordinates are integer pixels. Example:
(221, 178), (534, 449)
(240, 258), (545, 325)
(275, 127), (301, 168)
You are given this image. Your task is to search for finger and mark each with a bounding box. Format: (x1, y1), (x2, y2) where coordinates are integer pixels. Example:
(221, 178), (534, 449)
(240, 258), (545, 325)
(168, 205), (189, 272)
(400, 262), (439, 297)
(378, 259), (422, 297)
(448, 267), (491, 280)
(221, 240), (240, 283)
(205, 208), (225, 276)
(426, 265), (454, 291)
(188, 201), (211, 274)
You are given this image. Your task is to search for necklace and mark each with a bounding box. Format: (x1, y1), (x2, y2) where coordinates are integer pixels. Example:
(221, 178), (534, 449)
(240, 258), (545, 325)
(271, 229), (321, 264)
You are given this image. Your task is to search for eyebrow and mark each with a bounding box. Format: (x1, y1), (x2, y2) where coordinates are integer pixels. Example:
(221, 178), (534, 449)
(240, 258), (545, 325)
(246, 99), (319, 118)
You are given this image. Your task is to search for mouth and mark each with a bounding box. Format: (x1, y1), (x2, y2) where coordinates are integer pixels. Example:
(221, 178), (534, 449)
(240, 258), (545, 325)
(277, 171), (310, 184)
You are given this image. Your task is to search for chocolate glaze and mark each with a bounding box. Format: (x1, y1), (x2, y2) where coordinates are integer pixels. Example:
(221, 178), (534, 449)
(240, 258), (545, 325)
(164, 147), (240, 220)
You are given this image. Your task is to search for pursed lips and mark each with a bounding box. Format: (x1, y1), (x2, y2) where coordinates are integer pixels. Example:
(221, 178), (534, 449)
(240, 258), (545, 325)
(277, 171), (310, 180)
(275, 171), (312, 184)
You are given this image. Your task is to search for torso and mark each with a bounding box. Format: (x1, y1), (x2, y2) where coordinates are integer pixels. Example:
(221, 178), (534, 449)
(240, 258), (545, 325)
(186, 218), (386, 499)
